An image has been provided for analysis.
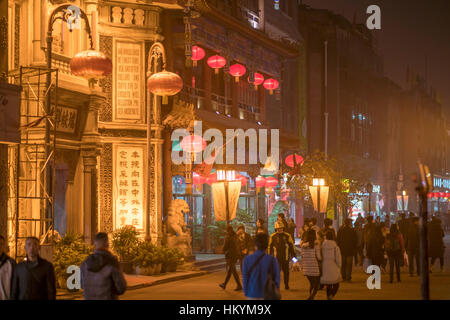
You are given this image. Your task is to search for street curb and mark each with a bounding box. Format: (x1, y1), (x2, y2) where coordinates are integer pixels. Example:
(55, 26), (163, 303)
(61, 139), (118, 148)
(57, 270), (210, 300)
(126, 271), (210, 290)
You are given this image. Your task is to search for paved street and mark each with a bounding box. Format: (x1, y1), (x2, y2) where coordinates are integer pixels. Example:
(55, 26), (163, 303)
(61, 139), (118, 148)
(121, 235), (450, 300)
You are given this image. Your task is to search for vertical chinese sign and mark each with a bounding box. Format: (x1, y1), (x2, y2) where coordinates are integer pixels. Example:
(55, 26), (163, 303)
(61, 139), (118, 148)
(113, 145), (145, 232)
(114, 40), (143, 121)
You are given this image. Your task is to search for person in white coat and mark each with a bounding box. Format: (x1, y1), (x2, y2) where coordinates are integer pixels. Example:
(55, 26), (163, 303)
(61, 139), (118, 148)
(0, 235), (16, 300)
(320, 231), (342, 300)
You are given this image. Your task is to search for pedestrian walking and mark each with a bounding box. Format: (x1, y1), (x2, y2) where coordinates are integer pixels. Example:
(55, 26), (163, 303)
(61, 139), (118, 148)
(337, 218), (357, 282)
(319, 218), (337, 243)
(355, 213), (366, 228)
(298, 218), (310, 241)
(429, 217), (445, 272)
(354, 222), (364, 266)
(80, 232), (127, 300)
(219, 226), (243, 291)
(269, 221), (296, 290)
(405, 217), (420, 276)
(300, 229), (322, 300)
(385, 224), (405, 283)
(10, 237), (56, 300)
(309, 217), (321, 239)
(237, 225), (252, 271)
(380, 222), (390, 271)
(363, 216), (384, 267)
(320, 231), (342, 300)
(277, 214), (289, 230)
(397, 213), (409, 238)
(0, 235), (16, 300)
(242, 233), (281, 300)
(287, 218), (296, 242)
(255, 219), (267, 236)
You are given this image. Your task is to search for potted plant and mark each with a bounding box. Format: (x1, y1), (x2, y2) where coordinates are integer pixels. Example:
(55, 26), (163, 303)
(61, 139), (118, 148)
(164, 248), (184, 273)
(133, 241), (156, 276)
(111, 226), (140, 274)
(152, 247), (163, 275)
(53, 234), (92, 291)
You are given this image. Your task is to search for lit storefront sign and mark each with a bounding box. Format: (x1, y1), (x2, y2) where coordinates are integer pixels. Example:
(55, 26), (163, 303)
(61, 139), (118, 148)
(113, 145), (145, 232)
(433, 175), (450, 189)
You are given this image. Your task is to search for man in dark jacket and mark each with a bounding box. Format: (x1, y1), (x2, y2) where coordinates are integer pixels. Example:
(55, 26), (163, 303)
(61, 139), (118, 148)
(237, 225), (252, 271)
(337, 219), (357, 282)
(428, 217), (445, 272)
(319, 218), (337, 243)
(397, 213), (409, 238)
(405, 217), (420, 276)
(0, 235), (16, 300)
(81, 232), (127, 300)
(10, 237), (56, 300)
(220, 226), (242, 291)
(269, 221), (296, 290)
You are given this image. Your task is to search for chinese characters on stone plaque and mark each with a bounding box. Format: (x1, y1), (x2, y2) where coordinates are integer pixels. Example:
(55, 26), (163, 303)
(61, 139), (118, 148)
(115, 41), (142, 121)
(114, 146), (145, 231)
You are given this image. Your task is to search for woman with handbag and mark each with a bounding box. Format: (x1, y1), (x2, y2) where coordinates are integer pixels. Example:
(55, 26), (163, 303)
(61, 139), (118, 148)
(300, 229), (322, 300)
(320, 231), (342, 300)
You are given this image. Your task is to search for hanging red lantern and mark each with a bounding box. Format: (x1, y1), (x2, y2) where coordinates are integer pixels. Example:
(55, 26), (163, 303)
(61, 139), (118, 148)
(193, 172), (206, 185)
(255, 176), (266, 188)
(70, 49), (112, 80)
(207, 55), (227, 75)
(147, 70), (183, 104)
(285, 154), (304, 168)
(180, 135), (207, 153)
(229, 63), (247, 82)
(236, 174), (248, 187)
(248, 72), (264, 89)
(191, 46), (205, 67)
(206, 172), (218, 185)
(265, 176), (279, 188)
(263, 78), (279, 95)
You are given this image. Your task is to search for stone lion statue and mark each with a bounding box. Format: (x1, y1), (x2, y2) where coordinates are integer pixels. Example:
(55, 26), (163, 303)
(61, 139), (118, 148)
(165, 199), (192, 257)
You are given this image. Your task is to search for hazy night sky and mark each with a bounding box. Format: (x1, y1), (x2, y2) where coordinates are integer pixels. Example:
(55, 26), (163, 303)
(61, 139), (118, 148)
(302, 0), (450, 109)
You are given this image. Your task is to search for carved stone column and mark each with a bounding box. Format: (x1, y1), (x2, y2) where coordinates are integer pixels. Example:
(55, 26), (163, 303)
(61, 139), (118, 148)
(81, 151), (98, 244)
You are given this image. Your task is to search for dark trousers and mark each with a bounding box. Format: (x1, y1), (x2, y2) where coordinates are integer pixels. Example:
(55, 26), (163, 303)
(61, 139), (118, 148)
(355, 246), (363, 265)
(223, 260), (242, 288)
(326, 283), (340, 299)
(407, 250), (420, 275)
(306, 276), (320, 299)
(388, 251), (402, 282)
(278, 259), (290, 288)
(341, 255), (353, 281)
(431, 256), (444, 269)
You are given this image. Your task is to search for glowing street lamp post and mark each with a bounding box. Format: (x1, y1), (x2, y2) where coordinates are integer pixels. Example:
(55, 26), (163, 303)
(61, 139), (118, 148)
(217, 170), (236, 227)
(309, 178), (329, 227)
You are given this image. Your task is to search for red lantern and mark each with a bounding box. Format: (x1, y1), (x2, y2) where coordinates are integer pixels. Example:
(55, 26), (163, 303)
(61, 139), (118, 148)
(180, 135), (207, 153)
(263, 78), (279, 95)
(285, 154), (304, 168)
(193, 172), (206, 185)
(70, 49), (112, 80)
(427, 193), (433, 198)
(255, 176), (266, 188)
(237, 174), (248, 187)
(229, 64), (247, 82)
(206, 172), (218, 185)
(191, 46), (205, 67)
(147, 70), (183, 104)
(265, 176), (279, 188)
(248, 72), (264, 89)
(207, 55), (226, 75)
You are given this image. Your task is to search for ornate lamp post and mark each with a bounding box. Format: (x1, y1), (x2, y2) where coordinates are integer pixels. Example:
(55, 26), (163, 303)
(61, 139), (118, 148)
(216, 170), (237, 227)
(309, 178), (329, 226)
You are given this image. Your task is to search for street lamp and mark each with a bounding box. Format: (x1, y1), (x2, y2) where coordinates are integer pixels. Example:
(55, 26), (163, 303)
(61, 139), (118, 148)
(397, 190), (408, 213)
(217, 170), (236, 227)
(309, 178), (329, 226)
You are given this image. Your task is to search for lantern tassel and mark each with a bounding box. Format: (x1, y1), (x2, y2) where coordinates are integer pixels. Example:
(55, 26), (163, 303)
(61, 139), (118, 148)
(193, 60), (197, 67)
(162, 95), (169, 104)
(215, 69), (219, 75)
(235, 77), (239, 83)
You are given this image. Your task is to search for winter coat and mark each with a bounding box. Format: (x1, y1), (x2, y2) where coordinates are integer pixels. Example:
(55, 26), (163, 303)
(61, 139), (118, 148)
(80, 250), (127, 300)
(385, 232), (405, 255)
(405, 223), (420, 252)
(237, 232), (252, 256)
(10, 256), (56, 300)
(223, 234), (240, 262)
(300, 241), (322, 276)
(269, 231), (296, 263)
(428, 221), (445, 258)
(0, 253), (16, 300)
(287, 222), (296, 241)
(242, 250), (281, 299)
(337, 225), (357, 256)
(320, 240), (342, 285)
(366, 226), (385, 265)
(355, 227), (364, 247)
(397, 219), (409, 237)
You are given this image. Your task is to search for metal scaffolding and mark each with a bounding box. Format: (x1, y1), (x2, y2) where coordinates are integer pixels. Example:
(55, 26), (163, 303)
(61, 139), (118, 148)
(8, 66), (57, 260)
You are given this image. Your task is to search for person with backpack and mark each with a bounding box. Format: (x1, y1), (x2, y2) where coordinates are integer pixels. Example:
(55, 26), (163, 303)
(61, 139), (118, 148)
(385, 224), (405, 283)
(269, 221), (296, 290)
(219, 226), (243, 291)
(320, 231), (342, 300)
(300, 229), (322, 300)
(242, 233), (281, 300)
